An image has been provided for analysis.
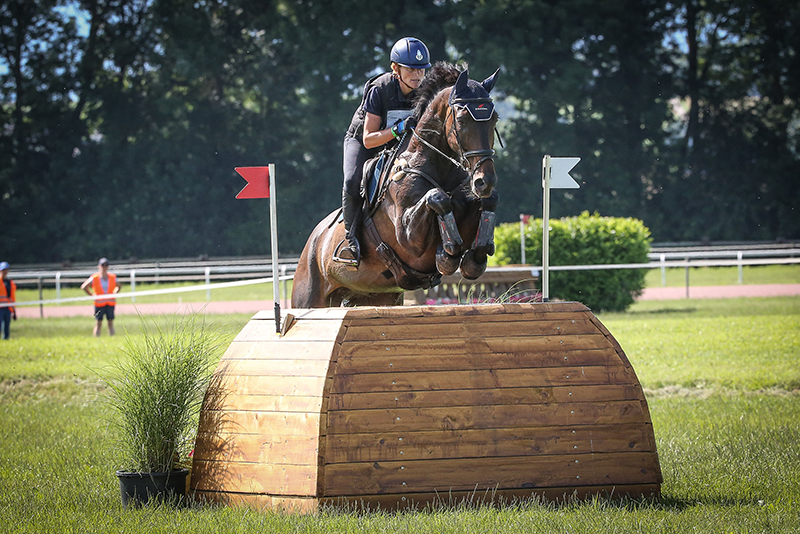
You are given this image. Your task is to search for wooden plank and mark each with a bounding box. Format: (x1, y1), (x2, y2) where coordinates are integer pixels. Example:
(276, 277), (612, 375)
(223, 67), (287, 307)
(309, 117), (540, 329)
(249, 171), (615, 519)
(327, 384), (645, 411)
(191, 460), (318, 495)
(316, 484), (659, 510)
(323, 452), (661, 496)
(193, 432), (320, 465)
(334, 348), (621, 374)
(197, 409), (322, 437)
(235, 318), (343, 342)
(193, 491), (320, 513)
(221, 340), (337, 362)
(325, 401), (648, 434)
(218, 358), (331, 377)
(341, 319), (598, 343)
(337, 335), (612, 360)
(341, 302), (588, 321)
(330, 365), (640, 394)
(206, 392), (323, 413)
(253, 308), (350, 321)
(343, 312), (595, 328)
(213, 374), (327, 397)
(324, 423), (655, 463)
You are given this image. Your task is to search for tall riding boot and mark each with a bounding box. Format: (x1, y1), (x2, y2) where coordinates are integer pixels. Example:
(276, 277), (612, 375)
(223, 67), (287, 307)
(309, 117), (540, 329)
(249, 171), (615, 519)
(335, 192), (362, 267)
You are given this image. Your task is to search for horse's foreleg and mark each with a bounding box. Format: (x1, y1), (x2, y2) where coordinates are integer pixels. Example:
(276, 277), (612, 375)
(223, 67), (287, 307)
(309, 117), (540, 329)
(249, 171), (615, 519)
(460, 192), (499, 280)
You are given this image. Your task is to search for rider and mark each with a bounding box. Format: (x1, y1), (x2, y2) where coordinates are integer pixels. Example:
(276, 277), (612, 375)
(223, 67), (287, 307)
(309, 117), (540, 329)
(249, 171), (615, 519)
(335, 36), (431, 267)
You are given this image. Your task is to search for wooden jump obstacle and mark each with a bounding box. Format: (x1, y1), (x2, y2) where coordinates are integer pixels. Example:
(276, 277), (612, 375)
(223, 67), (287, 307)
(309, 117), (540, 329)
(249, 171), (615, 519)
(191, 302), (661, 511)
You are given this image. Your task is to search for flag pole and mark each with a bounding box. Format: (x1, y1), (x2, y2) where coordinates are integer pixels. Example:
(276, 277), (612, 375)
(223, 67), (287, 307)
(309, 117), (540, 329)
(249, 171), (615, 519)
(268, 163), (281, 334)
(541, 155), (551, 302)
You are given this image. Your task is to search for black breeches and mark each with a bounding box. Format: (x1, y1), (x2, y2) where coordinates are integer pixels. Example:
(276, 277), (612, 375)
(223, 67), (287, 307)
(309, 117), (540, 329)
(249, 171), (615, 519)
(342, 135), (377, 197)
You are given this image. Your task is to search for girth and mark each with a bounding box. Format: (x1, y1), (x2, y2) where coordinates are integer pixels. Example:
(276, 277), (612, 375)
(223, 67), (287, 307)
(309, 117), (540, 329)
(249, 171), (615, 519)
(362, 216), (442, 291)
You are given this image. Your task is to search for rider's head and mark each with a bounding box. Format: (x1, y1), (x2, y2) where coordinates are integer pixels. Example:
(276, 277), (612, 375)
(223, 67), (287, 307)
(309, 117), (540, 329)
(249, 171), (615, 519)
(390, 37), (430, 95)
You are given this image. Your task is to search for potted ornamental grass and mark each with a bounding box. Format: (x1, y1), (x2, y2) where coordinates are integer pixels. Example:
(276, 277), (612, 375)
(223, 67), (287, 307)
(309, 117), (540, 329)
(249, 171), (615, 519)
(103, 313), (222, 507)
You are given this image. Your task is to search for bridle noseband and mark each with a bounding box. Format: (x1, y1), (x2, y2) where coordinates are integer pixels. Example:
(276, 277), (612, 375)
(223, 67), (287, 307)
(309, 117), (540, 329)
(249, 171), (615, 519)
(412, 95), (497, 179)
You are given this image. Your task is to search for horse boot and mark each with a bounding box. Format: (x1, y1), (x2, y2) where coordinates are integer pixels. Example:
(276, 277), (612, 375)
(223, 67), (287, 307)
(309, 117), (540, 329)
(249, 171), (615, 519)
(334, 192), (362, 267)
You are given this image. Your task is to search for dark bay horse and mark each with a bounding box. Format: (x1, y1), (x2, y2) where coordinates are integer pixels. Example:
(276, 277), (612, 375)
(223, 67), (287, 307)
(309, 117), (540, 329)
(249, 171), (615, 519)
(292, 64), (500, 308)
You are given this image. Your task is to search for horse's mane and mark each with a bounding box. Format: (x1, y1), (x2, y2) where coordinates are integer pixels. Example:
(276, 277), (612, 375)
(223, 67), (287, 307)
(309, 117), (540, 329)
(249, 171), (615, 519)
(411, 61), (467, 120)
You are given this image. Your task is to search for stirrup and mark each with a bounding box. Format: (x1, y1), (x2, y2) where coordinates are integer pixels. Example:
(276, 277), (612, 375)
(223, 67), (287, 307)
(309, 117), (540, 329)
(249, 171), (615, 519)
(333, 238), (360, 267)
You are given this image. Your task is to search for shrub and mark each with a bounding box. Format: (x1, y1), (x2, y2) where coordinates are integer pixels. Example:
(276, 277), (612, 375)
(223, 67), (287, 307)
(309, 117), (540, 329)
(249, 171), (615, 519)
(491, 211), (651, 311)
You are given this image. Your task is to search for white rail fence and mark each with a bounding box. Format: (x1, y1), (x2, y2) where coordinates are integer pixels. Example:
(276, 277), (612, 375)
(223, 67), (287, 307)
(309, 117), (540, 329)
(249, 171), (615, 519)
(5, 248), (799, 314)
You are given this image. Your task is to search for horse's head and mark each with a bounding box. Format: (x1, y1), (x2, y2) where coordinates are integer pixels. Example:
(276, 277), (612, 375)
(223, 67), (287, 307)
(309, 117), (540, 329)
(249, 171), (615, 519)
(443, 69), (500, 198)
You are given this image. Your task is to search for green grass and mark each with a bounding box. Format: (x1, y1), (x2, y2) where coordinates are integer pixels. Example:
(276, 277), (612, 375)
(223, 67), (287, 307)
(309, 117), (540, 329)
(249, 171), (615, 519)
(0, 297), (799, 532)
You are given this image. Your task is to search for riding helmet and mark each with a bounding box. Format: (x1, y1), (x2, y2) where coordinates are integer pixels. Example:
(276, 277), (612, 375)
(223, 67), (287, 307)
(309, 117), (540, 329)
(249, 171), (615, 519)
(390, 37), (432, 69)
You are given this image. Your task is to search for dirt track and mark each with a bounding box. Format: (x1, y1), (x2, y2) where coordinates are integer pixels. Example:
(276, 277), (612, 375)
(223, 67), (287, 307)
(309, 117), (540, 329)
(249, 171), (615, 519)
(13, 283), (800, 319)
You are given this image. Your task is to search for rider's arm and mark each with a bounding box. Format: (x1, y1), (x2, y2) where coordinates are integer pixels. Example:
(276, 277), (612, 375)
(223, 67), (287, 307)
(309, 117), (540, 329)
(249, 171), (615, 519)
(362, 112), (395, 149)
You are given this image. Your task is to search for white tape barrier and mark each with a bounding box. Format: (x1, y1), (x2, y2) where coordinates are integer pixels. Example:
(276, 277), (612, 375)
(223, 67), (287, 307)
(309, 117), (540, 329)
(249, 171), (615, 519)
(2, 275), (291, 309)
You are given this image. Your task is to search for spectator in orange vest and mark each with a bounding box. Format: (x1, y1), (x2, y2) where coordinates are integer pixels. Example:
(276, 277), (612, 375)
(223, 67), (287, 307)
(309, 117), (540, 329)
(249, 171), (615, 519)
(81, 258), (120, 336)
(0, 261), (17, 340)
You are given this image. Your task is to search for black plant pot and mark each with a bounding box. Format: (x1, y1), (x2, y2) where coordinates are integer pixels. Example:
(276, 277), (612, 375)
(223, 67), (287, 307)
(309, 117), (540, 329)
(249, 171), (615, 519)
(116, 468), (189, 508)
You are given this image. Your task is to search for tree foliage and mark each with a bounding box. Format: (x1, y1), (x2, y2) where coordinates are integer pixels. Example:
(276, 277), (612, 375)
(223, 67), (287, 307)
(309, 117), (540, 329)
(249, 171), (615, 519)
(1, 0), (797, 263)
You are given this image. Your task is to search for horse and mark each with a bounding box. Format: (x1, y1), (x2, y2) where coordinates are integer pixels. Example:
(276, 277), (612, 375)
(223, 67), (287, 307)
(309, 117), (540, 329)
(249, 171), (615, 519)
(291, 63), (500, 308)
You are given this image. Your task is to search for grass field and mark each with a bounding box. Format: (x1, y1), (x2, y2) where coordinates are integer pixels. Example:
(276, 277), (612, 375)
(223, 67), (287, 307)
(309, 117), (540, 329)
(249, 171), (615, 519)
(0, 296), (798, 532)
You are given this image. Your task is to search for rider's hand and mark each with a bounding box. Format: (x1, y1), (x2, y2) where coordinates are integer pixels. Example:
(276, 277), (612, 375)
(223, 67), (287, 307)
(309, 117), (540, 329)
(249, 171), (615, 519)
(391, 117), (417, 138)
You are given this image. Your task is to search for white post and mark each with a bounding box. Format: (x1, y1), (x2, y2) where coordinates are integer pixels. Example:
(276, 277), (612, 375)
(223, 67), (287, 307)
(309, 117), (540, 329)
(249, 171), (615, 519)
(130, 270), (136, 303)
(519, 214), (527, 264)
(737, 251), (743, 284)
(269, 163), (281, 333)
(660, 254), (666, 286)
(542, 155), (551, 302)
(205, 267), (211, 300)
(55, 271), (61, 302)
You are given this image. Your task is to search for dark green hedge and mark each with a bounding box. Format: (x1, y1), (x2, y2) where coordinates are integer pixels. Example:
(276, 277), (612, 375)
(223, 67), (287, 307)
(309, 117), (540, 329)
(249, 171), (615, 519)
(491, 211), (652, 311)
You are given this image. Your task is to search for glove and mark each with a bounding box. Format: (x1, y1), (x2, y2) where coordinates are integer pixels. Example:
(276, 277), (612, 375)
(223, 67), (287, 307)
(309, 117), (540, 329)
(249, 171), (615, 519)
(391, 116), (417, 138)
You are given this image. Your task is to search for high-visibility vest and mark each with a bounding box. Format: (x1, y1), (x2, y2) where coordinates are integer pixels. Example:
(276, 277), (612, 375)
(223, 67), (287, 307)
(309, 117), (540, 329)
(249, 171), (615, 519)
(91, 273), (117, 307)
(0, 278), (15, 314)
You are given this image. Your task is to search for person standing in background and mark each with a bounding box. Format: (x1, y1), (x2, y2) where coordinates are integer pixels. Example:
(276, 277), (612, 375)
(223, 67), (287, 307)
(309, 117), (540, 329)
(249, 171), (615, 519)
(0, 261), (17, 340)
(81, 258), (120, 336)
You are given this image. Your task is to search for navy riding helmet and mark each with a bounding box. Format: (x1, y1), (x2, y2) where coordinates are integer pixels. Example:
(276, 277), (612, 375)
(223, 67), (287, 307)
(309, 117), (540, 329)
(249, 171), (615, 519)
(390, 37), (432, 69)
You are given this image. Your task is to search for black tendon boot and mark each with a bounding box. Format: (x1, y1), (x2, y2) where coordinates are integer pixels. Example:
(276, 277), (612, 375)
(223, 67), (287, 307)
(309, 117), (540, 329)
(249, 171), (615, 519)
(334, 192), (362, 267)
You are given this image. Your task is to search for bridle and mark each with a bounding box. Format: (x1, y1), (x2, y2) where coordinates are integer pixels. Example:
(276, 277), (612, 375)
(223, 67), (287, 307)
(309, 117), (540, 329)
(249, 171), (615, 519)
(411, 95), (497, 179)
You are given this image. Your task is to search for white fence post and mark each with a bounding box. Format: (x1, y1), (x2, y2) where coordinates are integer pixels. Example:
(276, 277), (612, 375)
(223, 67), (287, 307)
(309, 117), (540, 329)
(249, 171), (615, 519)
(130, 270), (136, 303)
(205, 267), (211, 301)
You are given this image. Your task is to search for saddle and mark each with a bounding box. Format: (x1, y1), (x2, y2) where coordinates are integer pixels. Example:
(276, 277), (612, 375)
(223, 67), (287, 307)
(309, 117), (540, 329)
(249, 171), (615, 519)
(354, 134), (442, 290)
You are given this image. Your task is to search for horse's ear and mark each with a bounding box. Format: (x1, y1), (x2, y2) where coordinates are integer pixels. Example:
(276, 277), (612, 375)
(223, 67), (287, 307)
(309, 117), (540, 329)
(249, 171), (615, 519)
(450, 70), (470, 103)
(481, 68), (500, 94)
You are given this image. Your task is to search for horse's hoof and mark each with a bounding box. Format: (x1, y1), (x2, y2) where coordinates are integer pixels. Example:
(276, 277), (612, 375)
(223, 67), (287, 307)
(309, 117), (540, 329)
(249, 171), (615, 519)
(436, 245), (461, 276)
(459, 249), (488, 280)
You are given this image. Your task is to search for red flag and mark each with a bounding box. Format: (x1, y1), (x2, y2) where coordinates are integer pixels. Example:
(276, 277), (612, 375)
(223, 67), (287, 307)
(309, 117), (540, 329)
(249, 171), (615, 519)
(235, 167), (270, 199)
(521, 214), (531, 224)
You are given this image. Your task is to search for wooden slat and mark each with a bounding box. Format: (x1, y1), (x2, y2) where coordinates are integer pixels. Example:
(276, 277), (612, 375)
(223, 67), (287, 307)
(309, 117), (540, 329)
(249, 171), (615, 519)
(328, 384), (645, 411)
(330, 365), (639, 394)
(235, 317), (343, 342)
(336, 335), (612, 360)
(192, 460), (318, 495)
(344, 312), (596, 328)
(335, 348), (621, 374)
(193, 491), (320, 513)
(214, 374), (327, 397)
(324, 423), (654, 463)
(316, 484), (660, 510)
(325, 401), (648, 434)
(341, 319), (598, 342)
(341, 302), (589, 320)
(198, 410), (322, 437)
(221, 340), (337, 362)
(218, 358), (331, 377)
(323, 452), (661, 496)
(193, 432), (319, 465)
(207, 393), (323, 413)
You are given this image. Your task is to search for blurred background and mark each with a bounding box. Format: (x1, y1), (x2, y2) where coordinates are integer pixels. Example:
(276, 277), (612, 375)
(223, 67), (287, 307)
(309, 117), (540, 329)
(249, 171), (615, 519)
(2, 0), (798, 264)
